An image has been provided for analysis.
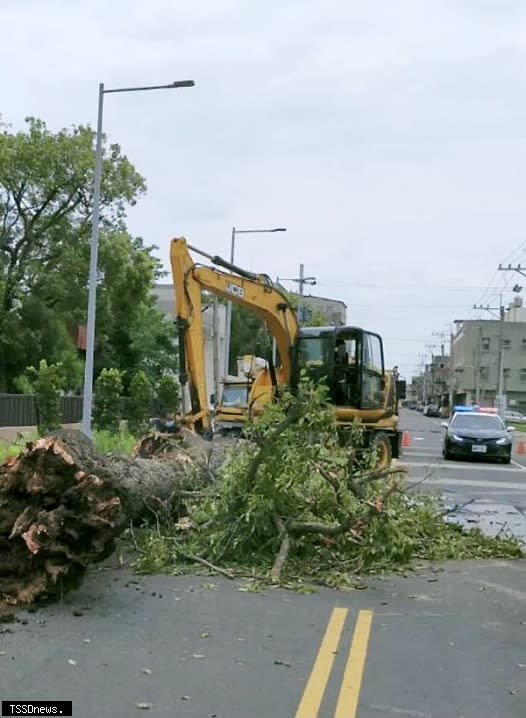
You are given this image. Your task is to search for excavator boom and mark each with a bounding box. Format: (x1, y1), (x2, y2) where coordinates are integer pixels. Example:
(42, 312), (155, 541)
(169, 237), (299, 431)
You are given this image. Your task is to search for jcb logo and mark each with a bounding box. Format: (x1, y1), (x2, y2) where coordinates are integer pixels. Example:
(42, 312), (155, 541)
(227, 283), (245, 298)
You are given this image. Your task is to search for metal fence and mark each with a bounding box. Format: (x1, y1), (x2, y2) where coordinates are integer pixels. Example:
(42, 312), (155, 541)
(0, 394), (83, 427)
(0, 394), (147, 427)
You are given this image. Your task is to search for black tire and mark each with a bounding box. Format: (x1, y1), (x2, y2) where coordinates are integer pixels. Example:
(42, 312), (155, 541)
(371, 432), (392, 469)
(443, 446), (452, 460)
(501, 455), (511, 464)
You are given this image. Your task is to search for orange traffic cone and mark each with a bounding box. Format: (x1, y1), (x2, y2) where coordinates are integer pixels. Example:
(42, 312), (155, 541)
(402, 431), (411, 448)
(516, 440), (526, 455)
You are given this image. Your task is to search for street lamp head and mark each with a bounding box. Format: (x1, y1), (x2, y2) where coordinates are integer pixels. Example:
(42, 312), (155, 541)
(271, 227), (287, 232)
(171, 80), (195, 88)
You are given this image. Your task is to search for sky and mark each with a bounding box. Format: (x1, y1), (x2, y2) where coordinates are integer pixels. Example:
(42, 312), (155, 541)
(2, 0), (526, 379)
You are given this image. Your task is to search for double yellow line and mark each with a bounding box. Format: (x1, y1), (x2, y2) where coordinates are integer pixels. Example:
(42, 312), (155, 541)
(294, 607), (373, 718)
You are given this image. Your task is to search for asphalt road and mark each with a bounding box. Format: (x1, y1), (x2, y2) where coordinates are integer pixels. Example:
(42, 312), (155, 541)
(0, 411), (525, 718)
(398, 409), (526, 542)
(0, 561), (525, 718)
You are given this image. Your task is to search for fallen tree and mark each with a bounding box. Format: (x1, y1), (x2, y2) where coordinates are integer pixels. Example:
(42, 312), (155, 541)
(1, 380), (523, 619)
(0, 429), (211, 620)
(134, 381), (524, 586)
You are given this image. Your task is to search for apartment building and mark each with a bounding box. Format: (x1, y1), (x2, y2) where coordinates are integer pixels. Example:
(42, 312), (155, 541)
(451, 307), (526, 411)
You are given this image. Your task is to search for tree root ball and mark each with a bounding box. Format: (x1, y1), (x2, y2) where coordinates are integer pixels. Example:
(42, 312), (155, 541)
(0, 430), (204, 619)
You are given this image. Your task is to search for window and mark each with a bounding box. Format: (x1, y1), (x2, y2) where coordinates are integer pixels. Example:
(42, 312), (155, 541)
(220, 385), (248, 407)
(521, 369), (526, 384)
(481, 337), (490, 352)
(503, 368), (511, 378)
(522, 338), (526, 353)
(361, 333), (384, 409)
(451, 414), (504, 431)
(503, 339), (512, 350)
(362, 333), (383, 374)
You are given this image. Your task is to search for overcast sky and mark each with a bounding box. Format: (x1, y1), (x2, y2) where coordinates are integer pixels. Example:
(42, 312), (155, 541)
(3, 0), (526, 378)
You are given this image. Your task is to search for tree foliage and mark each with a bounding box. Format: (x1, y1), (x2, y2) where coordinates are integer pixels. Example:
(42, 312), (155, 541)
(93, 368), (123, 433)
(156, 374), (180, 416)
(134, 377), (523, 585)
(25, 359), (65, 435)
(128, 370), (154, 435)
(0, 116), (174, 391)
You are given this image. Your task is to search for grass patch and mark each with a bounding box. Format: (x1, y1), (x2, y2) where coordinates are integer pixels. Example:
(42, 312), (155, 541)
(92, 429), (138, 455)
(0, 428), (138, 463)
(0, 430), (39, 463)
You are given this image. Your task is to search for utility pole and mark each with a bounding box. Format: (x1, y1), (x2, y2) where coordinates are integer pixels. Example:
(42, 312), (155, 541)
(280, 266), (316, 325)
(498, 263), (526, 279)
(425, 344), (438, 403)
(297, 264), (305, 324)
(432, 330), (449, 408)
(449, 327), (455, 412)
(432, 331), (448, 358)
(473, 295), (505, 417)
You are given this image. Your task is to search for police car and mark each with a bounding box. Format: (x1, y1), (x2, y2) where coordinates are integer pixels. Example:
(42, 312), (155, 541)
(441, 406), (513, 463)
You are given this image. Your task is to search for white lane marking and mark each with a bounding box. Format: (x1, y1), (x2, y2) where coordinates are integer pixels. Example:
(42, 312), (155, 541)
(415, 477), (526, 491)
(511, 460), (526, 472)
(367, 705), (432, 718)
(402, 451), (442, 458)
(401, 461), (522, 472)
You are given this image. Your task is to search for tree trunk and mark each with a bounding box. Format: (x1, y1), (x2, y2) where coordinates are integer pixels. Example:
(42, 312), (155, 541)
(0, 430), (207, 620)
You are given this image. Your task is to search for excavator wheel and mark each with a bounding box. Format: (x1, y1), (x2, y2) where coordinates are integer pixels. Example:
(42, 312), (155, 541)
(370, 432), (392, 470)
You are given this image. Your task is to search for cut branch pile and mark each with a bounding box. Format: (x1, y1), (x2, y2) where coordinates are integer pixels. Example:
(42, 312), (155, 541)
(0, 430), (208, 620)
(1, 381), (523, 619)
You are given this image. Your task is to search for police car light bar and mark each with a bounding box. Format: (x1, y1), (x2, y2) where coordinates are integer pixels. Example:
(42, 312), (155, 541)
(453, 405), (498, 414)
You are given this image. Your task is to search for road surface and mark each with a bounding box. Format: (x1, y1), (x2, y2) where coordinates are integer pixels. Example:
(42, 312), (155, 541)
(398, 408), (526, 542)
(0, 410), (525, 718)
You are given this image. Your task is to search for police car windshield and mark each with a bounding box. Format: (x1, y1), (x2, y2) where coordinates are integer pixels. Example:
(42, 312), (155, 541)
(451, 413), (504, 430)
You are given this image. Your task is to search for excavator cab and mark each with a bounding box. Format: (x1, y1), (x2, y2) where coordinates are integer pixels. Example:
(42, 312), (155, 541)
(292, 326), (386, 410)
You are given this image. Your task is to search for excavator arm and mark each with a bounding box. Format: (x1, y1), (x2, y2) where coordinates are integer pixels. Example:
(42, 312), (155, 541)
(169, 236), (299, 431)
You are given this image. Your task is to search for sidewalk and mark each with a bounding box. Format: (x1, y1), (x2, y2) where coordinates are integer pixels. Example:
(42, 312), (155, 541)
(0, 423), (80, 444)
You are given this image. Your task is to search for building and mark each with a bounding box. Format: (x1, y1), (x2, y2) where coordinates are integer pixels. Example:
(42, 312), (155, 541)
(451, 302), (526, 412)
(277, 286), (347, 325)
(152, 284), (227, 408)
(423, 355), (450, 406)
(300, 293), (347, 325)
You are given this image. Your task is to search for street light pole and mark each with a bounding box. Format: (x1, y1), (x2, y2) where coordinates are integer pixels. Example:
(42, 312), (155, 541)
(81, 83), (105, 438)
(223, 226), (286, 376)
(81, 79), (195, 437)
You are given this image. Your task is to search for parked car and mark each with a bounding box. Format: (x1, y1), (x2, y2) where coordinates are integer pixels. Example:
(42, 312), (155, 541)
(415, 404), (424, 412)
(441, 411), (513, 463)
(505, 411), (526, 423)
(423, 404), (441, 417)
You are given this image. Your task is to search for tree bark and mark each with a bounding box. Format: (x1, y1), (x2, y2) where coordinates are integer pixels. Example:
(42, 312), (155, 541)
(0, 430), (206, 620)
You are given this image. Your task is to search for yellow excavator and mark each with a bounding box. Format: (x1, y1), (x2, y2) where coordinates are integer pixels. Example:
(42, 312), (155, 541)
(215, 354), (269, 435)
(170, 236), (406, 466)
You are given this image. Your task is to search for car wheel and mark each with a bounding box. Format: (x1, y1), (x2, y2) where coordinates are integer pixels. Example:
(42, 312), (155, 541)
(501, 455), (511, 464)
(443, 447), (452, 460)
